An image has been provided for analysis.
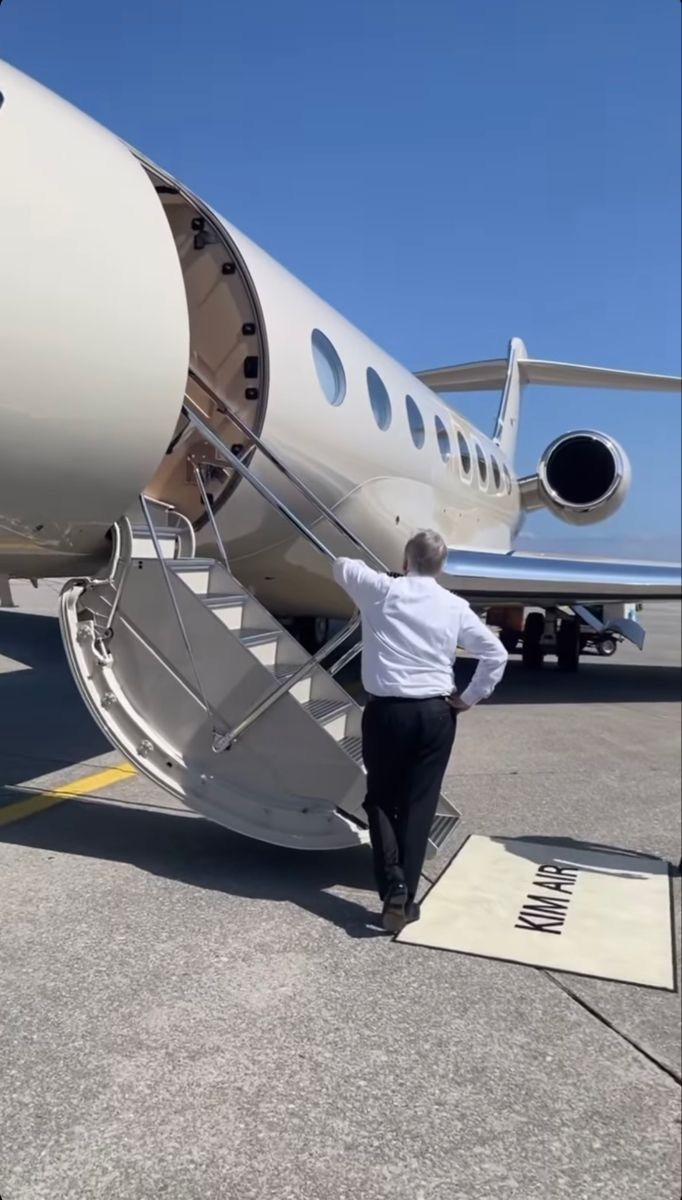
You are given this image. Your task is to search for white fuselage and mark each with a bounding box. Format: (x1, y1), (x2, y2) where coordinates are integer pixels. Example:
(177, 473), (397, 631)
(0, 60), (519, 616)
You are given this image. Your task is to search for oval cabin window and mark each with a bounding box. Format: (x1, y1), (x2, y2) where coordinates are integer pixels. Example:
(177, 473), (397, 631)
(457, 432), (472, 475)
(367, 368), (392, 431)
(406, 395), (425, 448)
(311, 329), (346, 407)
(435, 416), (451, 462)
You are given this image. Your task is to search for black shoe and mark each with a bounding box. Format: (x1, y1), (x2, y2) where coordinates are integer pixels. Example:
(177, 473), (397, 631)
(405, 901), (421, 925)
(382, 881), (408, 933)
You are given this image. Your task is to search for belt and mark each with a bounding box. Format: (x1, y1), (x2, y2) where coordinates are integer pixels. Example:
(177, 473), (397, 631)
(367, 694), (449, 703)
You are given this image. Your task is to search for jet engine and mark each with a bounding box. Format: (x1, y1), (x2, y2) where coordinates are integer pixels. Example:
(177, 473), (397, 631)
(518, 430), (631, 526)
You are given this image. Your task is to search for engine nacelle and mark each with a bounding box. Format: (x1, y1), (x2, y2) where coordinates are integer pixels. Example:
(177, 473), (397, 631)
(519, 430), (631, 526)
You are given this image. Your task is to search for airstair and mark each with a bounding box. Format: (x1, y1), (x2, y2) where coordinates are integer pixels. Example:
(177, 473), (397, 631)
(59, 386), (460, 855)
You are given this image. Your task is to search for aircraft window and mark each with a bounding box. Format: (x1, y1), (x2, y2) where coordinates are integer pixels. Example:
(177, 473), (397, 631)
(502, 464), (512, 494)
(491, 457), (502, 491)
(475, 443), (488, 486)
(457, 432), (472, 475)
(367, 367), (392, 430)
(311, 329), (346, 407)
(405, 395), (425, 448)
(435, 416), (451, 462)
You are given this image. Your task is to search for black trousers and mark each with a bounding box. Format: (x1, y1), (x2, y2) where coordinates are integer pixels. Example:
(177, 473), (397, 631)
(361, 696), (457, 901)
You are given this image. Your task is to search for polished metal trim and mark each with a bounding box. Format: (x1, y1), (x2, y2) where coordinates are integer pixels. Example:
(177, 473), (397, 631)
(182, 397), (381, 749)
(139, 493), (225, 731)
(537, 429), (625, 512)
(444, 547), (681, 602)
(187, 369), (386, 569)
(213, 611), (363, 752)
(192, 463), (231, 575)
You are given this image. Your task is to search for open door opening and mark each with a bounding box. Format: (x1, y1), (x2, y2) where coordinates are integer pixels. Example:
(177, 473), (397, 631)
(140, 164), (268, 527)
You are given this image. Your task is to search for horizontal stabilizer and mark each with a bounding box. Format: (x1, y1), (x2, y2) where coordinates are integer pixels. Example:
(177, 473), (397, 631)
(519, 360), (681, 393)
(417, 358), (681, 395)
(443, 548), (681, 605)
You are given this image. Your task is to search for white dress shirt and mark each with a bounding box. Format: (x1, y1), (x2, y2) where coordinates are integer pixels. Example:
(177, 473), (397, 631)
(332, 558), (508, 706)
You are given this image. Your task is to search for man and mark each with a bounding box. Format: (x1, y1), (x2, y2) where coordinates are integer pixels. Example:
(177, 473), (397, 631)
(333, 530), (508, 932)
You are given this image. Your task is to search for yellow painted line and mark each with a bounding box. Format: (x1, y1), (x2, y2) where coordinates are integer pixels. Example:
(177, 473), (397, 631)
(0, 763), (137, 827)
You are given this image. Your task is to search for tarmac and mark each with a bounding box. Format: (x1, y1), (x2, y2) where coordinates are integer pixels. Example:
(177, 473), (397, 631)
(0, 582), (680, 1200)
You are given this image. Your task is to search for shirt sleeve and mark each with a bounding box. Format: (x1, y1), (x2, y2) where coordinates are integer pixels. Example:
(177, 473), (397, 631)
(332, 558), (388, 608)
(456, 604), (509, 707)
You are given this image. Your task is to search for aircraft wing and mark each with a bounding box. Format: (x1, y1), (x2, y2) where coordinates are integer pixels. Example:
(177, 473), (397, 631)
(443, 548), (681, 605)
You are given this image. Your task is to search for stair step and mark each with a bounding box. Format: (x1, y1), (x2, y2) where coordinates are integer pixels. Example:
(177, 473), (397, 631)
(239, 629), (279, 647)
(131, 530), (177, 559)
(269, 663), (312, 703)
(170, 558), (216, 571)
(338, 734), (364, 766)
(239, 629), (280, 666)
(170, 559), (214, 594)
(304, 698), (349, 723)
(130, 526), (177, 540)
(304, 698), (351, 740)
(205, 594), (246, 630)
(204, 594), (244, 608)
(428, 813), (458, 851)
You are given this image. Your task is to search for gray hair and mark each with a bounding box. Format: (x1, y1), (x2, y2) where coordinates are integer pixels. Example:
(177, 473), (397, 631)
(404, 530), (448, 577)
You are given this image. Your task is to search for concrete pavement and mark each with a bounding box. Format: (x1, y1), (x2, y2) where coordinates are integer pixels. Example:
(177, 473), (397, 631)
(0, 586), (680, 1200)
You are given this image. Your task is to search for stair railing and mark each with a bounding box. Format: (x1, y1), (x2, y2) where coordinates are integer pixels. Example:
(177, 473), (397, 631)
(181, 384), (390, 750)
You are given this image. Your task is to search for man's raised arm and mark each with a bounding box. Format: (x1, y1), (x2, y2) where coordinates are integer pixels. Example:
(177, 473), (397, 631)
(332, 558), (389, 609)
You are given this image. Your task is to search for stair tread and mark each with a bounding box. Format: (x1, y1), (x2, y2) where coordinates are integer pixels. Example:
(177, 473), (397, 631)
(304, 698), (350, 723)
(269, 663), (309, 683)
(204, 594), (245, 608)
(428, 812), (459, 849)
(239, 628), (281, 646)
(130, 526), (177, 538)
(170, 558), (216, 570)
(338, 734), (364, 765)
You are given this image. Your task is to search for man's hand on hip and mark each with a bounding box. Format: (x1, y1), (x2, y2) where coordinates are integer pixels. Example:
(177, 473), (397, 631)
(448, 693), (471, 712)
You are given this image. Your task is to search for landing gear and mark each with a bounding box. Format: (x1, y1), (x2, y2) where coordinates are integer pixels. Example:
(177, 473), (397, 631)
(522, 612), (545, 669)
(499, 628), (520, 654)
(596, 636), (617, 657)
(557, 618), (580, 672)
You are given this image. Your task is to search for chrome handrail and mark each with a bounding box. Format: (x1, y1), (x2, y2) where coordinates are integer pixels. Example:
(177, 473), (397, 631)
(184, 397), (339, 563)
(103, 518), (131, 637)
(192, 463), (231, 576)
(212, 612), (363, 752)
(168, 508), (197, 559)
(187, 370), (387, 570)
(139, 493), (227, 735)
(182, 397), (377, 750)
(328, 640), (362, 678)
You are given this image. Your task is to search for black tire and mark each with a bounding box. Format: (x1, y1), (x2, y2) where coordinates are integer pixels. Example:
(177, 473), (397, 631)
(522, 612), (545, 669)
(500, 629), (519, 654)
(597, 637), (617, 657)
(557, 619), (580, 672)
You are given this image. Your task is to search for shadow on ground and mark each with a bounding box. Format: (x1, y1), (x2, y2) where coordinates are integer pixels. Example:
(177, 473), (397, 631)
(0, 612), (109, 786)
(0, 797), (389, 937)
(490, 833), (678, 878)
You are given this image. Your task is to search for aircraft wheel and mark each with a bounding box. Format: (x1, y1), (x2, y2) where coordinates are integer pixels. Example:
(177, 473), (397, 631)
(557, 619), (581, 672)
(597, 637), (617, 657)
(500, 629), (519, 654)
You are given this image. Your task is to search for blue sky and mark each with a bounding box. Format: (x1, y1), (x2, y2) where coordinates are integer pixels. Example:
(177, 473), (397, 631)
(2, 0), (680, 553)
